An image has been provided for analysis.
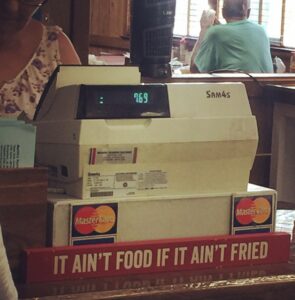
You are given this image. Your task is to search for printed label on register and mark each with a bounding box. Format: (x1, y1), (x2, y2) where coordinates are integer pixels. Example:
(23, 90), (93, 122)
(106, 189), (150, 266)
(84, 169), (168, 198)
(138, 170), (168, 190)
(89, 147), (137, 165)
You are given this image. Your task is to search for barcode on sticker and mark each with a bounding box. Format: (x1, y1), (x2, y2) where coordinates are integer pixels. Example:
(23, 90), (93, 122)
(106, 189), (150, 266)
(90, 190), (114, 197)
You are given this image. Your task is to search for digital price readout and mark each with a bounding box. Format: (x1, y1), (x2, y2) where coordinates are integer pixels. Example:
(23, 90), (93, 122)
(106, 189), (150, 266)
(77, 84), (170, 119)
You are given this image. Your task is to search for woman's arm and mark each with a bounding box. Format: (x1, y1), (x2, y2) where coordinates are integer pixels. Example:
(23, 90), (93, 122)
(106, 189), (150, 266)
(58, 31), (81, 64)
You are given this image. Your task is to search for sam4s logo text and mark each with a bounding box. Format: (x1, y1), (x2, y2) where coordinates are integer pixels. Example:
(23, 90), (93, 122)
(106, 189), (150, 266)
(206, 90), (231, 99)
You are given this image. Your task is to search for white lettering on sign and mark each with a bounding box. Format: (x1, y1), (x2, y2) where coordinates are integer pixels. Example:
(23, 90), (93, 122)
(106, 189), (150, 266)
(116, 250), (153, 270)
(49, 240), (274, 279)
(101, 252), (112, 271)
(72, 254), (97, 273)
(190, 244), (228, 264)
(156, 248), (170, 267)
(217, 244), (227, 262)
(70, 252), (113, 274)
(54, 255), (68, 275)
(191, 245), (214, 264)
(174, 247), (188, 266)
(230, 241), (269, 261)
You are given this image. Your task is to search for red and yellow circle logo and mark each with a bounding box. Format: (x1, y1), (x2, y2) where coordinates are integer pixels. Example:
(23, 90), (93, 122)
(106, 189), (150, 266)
(74, 205), (116, 235)
(235, 197), (271, 225)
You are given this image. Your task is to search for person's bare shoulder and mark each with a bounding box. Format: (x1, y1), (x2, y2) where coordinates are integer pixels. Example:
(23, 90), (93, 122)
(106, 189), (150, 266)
(57, 32), (81, 64)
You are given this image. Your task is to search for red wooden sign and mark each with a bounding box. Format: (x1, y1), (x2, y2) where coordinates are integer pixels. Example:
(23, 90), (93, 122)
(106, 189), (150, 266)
(23, 233), (290, 283)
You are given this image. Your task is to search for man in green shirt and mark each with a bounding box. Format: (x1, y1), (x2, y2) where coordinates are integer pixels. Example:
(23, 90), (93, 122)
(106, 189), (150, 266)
(190, 0), (274, 73)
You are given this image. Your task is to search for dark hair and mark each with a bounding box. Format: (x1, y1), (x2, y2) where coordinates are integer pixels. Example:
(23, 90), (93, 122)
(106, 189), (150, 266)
(223, 0), (245, 18)
(32, 0), (48, 21)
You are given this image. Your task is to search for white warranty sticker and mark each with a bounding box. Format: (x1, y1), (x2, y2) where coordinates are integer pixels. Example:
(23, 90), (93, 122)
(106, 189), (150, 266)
(138, 170), (168, 190)
(84, 169), (168, 198)
(89, 147), (137, 165)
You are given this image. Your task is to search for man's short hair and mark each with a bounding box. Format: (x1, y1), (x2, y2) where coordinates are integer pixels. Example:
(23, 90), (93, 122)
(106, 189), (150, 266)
(223, 0), (251, 18)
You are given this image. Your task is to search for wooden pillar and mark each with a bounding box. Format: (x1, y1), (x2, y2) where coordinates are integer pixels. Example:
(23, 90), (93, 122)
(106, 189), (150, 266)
(70, 0), (91, 65)
(42, 0), (72, 35)
(42, 0), (90, 65)
(208, 0), (218, 11)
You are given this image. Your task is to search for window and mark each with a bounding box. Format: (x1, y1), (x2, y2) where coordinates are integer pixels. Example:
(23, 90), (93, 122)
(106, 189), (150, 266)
(174, 0), (209, 36)
(174, 0), (295, 48)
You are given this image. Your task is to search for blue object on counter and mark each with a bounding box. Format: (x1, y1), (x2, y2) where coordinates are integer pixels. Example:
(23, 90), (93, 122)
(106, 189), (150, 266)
(0, 119), (36, 168)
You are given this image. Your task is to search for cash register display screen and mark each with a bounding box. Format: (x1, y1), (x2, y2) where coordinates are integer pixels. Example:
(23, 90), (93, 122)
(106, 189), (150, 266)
(77, 84), (170, 119)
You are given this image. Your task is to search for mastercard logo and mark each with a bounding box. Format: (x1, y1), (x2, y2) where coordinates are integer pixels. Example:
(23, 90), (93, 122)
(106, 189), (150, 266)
(235, 197), (271, 225)
(74, 205), (116, 235)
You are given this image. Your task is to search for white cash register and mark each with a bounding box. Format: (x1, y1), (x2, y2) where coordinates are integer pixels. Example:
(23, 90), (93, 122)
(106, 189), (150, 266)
(35, 66), (258, 199)
(34, 66), (276, 246)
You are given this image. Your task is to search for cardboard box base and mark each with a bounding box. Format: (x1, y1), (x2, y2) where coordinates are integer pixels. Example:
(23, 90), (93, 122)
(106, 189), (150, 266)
(47, 184), (277, 247)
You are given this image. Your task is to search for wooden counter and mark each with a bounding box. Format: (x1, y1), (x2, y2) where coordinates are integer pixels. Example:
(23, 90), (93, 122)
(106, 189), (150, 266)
(0, 168), (48, 282)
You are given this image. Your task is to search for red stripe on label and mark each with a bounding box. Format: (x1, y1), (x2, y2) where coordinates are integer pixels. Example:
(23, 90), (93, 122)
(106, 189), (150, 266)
(89, 148), (96, 165)
(92, 148), (97, 165)
(89, 149), (93, 165)
(133, 147), (138, 164)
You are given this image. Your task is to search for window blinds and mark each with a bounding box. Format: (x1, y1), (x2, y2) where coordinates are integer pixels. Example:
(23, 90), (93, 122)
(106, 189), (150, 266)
(174, 0), (208, 36)
(174, 0), (295, 48)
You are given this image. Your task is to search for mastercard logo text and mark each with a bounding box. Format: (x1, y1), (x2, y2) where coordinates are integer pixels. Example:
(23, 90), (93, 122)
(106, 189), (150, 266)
(235, 197), (271, 225)
(74, 205), (116, 235)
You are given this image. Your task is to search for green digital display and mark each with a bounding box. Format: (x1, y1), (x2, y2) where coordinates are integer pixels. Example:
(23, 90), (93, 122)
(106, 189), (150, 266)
(133, 92), (149, 104)
(77, 84), (170, 119)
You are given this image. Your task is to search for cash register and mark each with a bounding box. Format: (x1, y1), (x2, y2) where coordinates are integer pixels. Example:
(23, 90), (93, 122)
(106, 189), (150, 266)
(33, 66), (276, 246)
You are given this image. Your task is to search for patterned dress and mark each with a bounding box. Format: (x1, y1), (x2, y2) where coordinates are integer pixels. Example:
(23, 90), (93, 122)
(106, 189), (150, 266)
(0, 25), (62, 120)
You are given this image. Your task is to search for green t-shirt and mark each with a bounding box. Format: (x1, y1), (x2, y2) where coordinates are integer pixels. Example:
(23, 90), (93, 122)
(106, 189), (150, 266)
(195, 20), (274, 73)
